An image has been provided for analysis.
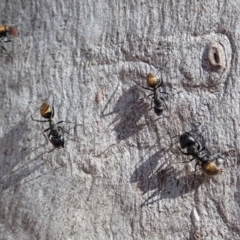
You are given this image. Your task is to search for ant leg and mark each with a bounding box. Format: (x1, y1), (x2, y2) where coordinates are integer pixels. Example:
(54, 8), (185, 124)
(48, 147), (56, 153)
(56, 120), (75, 125)
(1, 42), (7, 52)
(31, 114), (49, 122)
(210, 153), (222, 161)
(139, 86), (154, 91)
(160, 97), (168, 109)
(193, 139), (203, 151)
(186, 123), (205, 135)
(48, 131), (51, 139)
(43, 127), (50, 133)
(58, 126), (68, 133)
(186, 127), (200, 134)
(42, 128), (50, 134)
(181, 157), (195, 163)
(171, 134), (180, 139)
(146, 93), (154, 98)
(63, 148), (73, 176)
(59, 126), (76, 141)
(151, 96), (154, 108)
(199, 146), (205, 152)
(52, 106), (55, 118)
(143, 93), (154, 105)
(155, 79), (168, 94)
(178, 147), (191, 156)
(161, 114), (170, 118)
(133, 80), (154, 91)
(0, 44), (12, 58)
(58, 126), (75, 141)
(3, 39), (12, 43)
(194, 161), (200, 176)
(155, 79), (163, 89)
(41, 128), (50, 144)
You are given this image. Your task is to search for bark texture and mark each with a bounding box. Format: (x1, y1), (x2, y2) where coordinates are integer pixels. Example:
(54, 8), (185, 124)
(0, 0), (239, 239)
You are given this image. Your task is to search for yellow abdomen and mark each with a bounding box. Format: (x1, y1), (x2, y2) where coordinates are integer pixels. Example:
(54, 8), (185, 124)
(201, 162), (219, 175)
(40, 103), (52, 118)
(147, 73), (158, 88)
(0, 24), (7, 34)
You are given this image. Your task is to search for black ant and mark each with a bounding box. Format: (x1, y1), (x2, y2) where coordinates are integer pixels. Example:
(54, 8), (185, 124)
(177, 131), (223, 176)
(133, 73), (168, 116)
(0, 24), (18, 57)
(31, 103), (65, 150)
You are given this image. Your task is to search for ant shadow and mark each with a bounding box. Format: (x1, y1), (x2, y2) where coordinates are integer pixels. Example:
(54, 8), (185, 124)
(0, 116), (40, 191)
(131, 149), (209, 207)
(0, 116), (66, 192)
(101, 85), (148, 140)
(101, 85), (163, 141)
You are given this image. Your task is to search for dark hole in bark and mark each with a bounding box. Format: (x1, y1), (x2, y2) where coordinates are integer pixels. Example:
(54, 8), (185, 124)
(214, 52), (220, 64)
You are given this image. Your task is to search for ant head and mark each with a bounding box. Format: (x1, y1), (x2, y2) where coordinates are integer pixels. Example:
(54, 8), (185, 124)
(179, 132), (196, 149)
(8, 26), (18, 37)
(147, 73), (158, 88)
(50, 135), (64, 148)
(154, 106), (163, 116)
(40, 102), (52, 119)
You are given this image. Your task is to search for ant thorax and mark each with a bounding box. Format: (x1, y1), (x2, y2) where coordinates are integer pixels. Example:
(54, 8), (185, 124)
(49, 119), (60, 137)
(154, 91), (162, 106)
(186, 143), (203, 159)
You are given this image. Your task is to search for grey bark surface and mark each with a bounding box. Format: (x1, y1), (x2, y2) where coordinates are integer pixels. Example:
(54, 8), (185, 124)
(0, 1), (239, 239)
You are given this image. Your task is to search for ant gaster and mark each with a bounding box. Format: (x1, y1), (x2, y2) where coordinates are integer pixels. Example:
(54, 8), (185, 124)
(178, 131), (222, 175)
(134, 73), (168, 116)
(31, 103), (65, 149)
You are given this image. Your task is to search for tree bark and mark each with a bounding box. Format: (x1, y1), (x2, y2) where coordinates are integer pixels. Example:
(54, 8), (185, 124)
(0, 0), (239, 239)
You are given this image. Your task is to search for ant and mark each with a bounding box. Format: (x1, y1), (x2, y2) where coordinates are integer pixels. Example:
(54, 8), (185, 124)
(177, 130), (223, 176)
(133, 73), (168, 116)
(31, 103), (65, 150)
(0, 24), (18, 57)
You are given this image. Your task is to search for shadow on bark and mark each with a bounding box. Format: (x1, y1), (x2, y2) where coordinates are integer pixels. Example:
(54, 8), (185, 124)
(101, 85), (152, 140)
(131, 149), (211, 207)
(0, 118), (44, 191)
(0, 116), (68, 192)
(101, 84), (168, 141)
